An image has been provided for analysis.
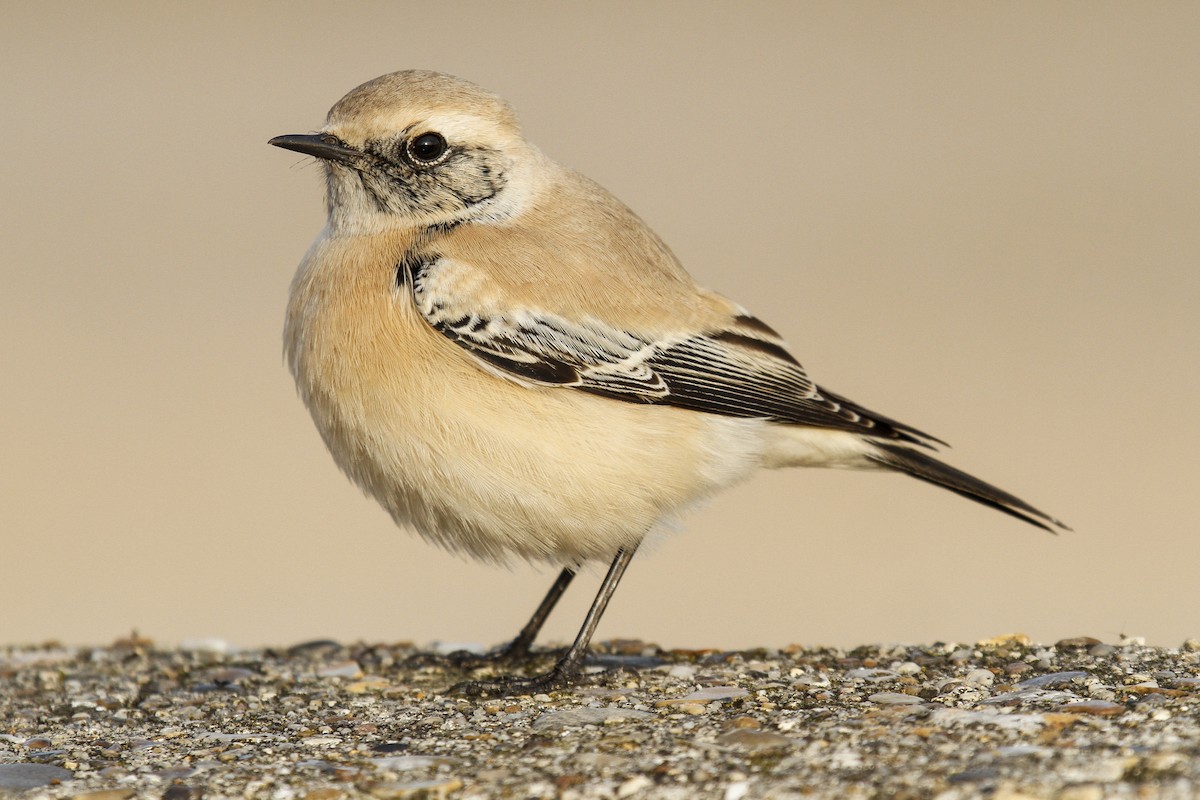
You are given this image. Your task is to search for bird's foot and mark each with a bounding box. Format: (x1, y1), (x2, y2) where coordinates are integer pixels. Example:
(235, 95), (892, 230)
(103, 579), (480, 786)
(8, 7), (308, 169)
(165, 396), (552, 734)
(447, 661), (581, 698)
(442, 639), (547, 670)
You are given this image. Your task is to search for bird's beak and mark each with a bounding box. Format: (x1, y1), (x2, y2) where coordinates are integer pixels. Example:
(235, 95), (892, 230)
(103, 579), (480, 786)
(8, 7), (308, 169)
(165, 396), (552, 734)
(268, 133), (361, 165)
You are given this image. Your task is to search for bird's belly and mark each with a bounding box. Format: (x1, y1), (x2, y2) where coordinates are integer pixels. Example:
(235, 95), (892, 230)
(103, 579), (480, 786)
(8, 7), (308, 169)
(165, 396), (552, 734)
(292, 307), (766, 565)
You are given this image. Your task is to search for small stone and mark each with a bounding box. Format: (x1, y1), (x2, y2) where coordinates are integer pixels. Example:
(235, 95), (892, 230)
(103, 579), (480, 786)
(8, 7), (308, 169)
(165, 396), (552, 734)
(367, 778), (463, 798)
(1005, 662), (1032, 675)
(894, 661), (922, 675)
(1144, 752), (1188, 772)
(303, 736), (343, 746)
(1056, 786), (1104, 800)
(0, 763), (74, 790)
(724, 781), (751, 800)
(317, 660), (363, 679)
(1056, 700), (1126, 716)
(868, 692), (922, 705)
(68, 791), (135, 800)
(603, 638), (656, 656)
(571, 753), (624, 769)
(655, 686), (748, 706)
(964, 669), (995, 687)
(346, 677), (390, 693)
(369, 755), (457, 771)
(533, 707), (653, 729)
(1055, 637), (1102, 649)
(728, 717), (760, 729)
(301, 790), (349, 800)
(979, 633), (1031, 647)
(715, 730), (793, 751)
(162, 786), (203, 800)
(617, 775), (653, 797)
(1087, 644), (1117, 658)
(205, 667), (255, 684)
(791, 673), (830, 688)
(1016, 671), (1088, 689)
(676, 703), (706, 715)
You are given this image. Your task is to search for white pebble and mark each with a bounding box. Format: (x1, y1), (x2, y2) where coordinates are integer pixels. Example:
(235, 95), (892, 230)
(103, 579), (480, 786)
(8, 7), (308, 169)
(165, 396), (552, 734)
(617, 775), (653, 797)
(964, 669), (995, 687)
(724, 781), (751, 800)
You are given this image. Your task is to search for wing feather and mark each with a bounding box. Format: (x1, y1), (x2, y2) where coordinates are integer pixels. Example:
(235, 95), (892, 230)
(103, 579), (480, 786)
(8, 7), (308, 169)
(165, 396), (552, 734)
(404, 256), (940, 446)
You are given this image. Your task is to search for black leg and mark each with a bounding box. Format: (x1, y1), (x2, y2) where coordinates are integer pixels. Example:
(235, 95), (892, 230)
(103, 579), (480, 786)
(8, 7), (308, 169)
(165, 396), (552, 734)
(496, 566), (576, 660)
(450, 546), (639, 697)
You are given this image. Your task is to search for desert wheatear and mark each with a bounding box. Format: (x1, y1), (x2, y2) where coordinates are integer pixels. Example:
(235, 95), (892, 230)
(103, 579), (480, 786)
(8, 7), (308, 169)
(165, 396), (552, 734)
(271, 70), (1066, 695)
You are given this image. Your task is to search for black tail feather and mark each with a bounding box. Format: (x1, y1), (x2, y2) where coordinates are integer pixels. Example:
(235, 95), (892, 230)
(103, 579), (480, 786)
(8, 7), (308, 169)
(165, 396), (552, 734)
(867, 441), (1069, 533)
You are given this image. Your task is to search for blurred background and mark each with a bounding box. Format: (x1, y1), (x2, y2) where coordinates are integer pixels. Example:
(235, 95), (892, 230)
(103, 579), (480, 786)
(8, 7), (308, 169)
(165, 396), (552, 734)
(3, 3), (1196, 653)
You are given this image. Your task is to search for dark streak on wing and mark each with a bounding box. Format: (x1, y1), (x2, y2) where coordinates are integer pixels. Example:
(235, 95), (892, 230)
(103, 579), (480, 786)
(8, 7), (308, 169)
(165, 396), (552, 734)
(475, 348), (579, 384)
(710, 330), (799, 365)
(402, 255), (942, 447)
(606, 337), (938, 446)
(731, 314), (784, 338)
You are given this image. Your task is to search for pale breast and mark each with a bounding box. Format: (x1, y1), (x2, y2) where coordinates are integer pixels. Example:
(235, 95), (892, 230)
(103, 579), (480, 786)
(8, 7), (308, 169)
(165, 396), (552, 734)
(284, 232), (766, 565)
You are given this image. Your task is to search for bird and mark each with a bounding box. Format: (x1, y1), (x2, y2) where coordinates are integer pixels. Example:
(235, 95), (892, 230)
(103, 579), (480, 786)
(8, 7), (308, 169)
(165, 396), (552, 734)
(269, 70), (1067, 696)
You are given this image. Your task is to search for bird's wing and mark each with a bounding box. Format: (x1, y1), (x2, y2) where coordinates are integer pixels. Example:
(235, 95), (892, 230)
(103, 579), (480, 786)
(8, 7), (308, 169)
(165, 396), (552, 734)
(402, 255), (942, 446)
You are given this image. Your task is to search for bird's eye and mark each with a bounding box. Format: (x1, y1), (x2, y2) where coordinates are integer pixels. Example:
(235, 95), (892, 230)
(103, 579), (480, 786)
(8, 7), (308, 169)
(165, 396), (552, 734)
(406, 132), (448, 165)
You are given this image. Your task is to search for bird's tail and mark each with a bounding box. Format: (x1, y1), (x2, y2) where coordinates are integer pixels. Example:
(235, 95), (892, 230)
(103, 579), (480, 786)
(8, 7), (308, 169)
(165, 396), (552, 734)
(867, 441), (1069, 533)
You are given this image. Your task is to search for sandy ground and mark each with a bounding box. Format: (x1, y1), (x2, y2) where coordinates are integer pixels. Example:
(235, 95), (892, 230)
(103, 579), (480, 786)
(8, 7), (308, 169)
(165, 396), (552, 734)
(2, 635), (1198, 799)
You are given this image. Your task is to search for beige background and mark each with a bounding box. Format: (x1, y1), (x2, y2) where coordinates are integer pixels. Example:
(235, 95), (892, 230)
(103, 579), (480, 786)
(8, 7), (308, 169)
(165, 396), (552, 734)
(3, 3), (1197, 653)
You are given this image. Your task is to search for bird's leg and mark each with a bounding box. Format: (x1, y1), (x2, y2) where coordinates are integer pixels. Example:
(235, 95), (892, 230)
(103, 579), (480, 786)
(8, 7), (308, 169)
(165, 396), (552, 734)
(450, 546), (638, 697)
(446, 566), (576, 667)
(494, 566), (577, 661)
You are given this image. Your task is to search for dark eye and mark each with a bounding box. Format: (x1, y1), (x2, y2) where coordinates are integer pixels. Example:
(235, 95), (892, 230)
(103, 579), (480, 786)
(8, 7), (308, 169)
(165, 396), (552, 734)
(406, 132), (448, 165)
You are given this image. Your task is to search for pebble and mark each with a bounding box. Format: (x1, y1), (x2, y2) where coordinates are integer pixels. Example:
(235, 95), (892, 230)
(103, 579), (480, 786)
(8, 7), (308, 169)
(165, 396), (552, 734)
(1016, 670), (1088, 689)
(868, 692), (922, 705)
(0, 763), (74, 789)
(1056, 700), (1126, 716)
(300, 790), (349, 800)
(1056, 786), (1104, 800)
(665, 664), (697, 679)
(979, 633), (1032, 647)
(964, 669), (995, 687)
(316, 660), (362, 678)
(532, 707), (653, 729)
(370, 755), (456, 771)
(715, 730), (794, 751)
(3, 640), (1198, 799)
(724, 781), (750, 800)
(302, 736), (343, 747)
(1055, 636), (1102, 649)
(346, 677), (390, 693)
(655, 686), (748, 706)
(367, 778), (463, 798)
(616, 775), (653, 797)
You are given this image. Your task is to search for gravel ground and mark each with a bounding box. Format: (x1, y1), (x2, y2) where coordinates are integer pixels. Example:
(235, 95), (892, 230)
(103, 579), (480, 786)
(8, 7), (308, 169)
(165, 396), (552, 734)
(1, 634), (1198, 799)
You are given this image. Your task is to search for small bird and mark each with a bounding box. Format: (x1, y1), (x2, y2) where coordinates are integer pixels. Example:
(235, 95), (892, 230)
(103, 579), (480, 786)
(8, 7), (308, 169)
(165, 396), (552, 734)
(270, 70), (1066, 695)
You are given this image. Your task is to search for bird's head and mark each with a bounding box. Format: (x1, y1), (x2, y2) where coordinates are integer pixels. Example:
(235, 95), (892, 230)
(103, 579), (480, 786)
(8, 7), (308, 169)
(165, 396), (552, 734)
(271, 70), (542, 233)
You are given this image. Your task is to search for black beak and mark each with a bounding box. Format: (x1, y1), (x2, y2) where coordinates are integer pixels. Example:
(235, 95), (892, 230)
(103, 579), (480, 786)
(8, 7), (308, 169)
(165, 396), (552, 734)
(268, 133), (361, 164)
